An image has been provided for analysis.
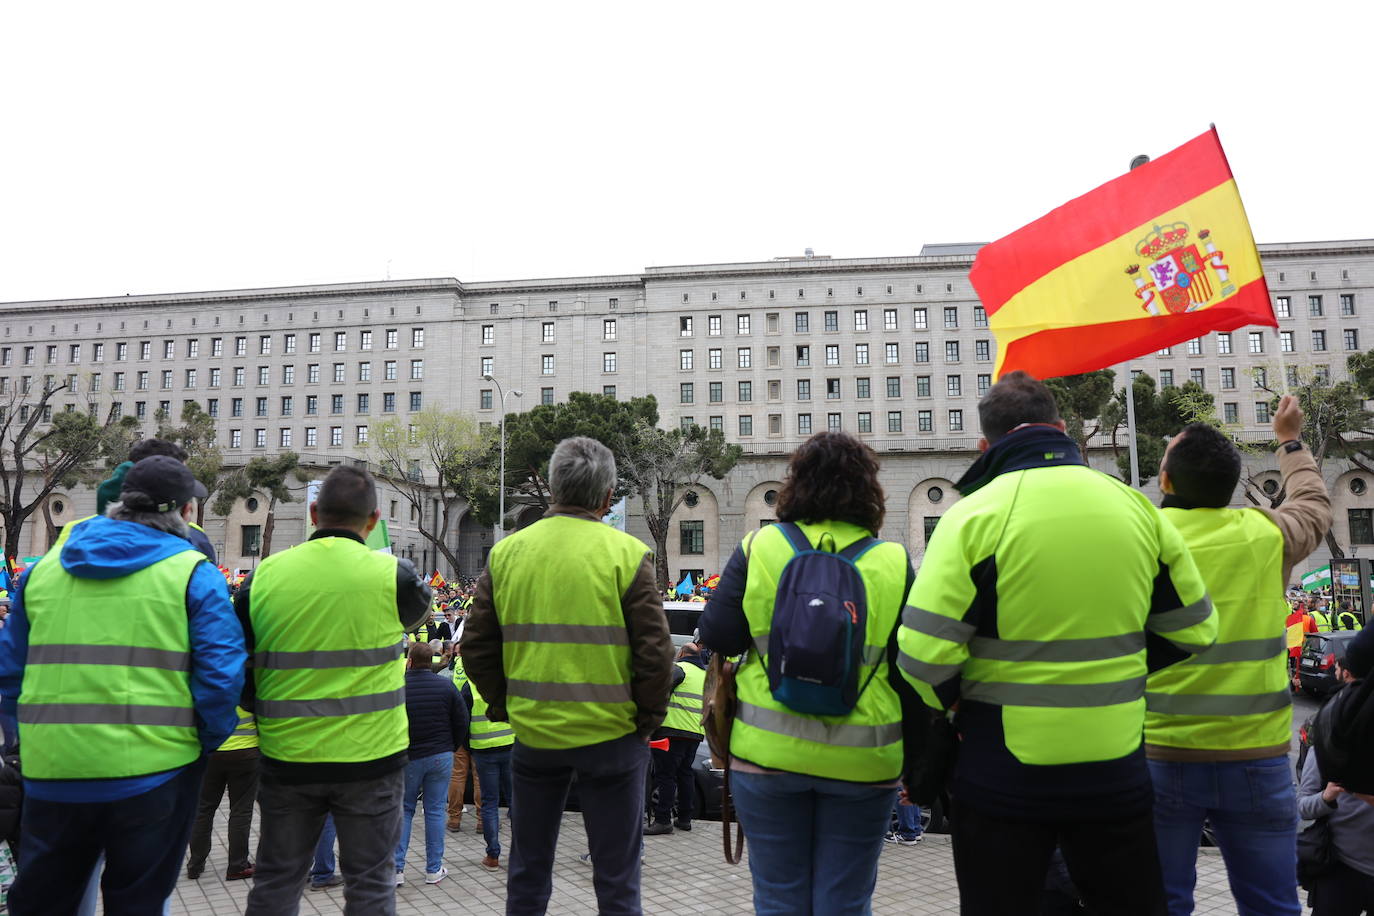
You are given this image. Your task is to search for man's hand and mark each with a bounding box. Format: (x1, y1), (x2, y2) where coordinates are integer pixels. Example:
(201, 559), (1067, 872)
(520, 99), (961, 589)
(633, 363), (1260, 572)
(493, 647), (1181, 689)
(1323, 781), (1345, 804)
(1274, 394), (1303, 443)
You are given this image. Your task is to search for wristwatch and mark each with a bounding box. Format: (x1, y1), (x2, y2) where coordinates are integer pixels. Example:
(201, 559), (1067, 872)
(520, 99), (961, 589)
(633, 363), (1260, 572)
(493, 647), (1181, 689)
(1280, 439), (1304, 454)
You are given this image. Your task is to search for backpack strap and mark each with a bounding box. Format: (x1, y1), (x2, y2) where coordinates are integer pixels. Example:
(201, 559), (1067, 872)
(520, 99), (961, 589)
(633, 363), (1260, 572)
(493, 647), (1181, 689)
(775, 522), (813, 555)
(839, 536), (879, 562)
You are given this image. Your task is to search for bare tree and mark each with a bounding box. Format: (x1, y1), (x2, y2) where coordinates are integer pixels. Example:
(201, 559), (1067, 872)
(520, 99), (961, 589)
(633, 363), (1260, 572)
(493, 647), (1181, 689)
(369, 409), (494, 576)
(0, 382), (139, 560)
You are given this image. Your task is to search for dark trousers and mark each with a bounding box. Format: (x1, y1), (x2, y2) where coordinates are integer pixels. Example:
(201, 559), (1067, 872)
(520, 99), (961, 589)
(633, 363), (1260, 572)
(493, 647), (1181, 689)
(187, 747), (260, 873)
(950, 799), (1166, 916)
(508, 733), (648, 916)
(9, 757), (206, 916)
(244, 766), (404, 916)
(1313, 860), (1374, 916)
(651, 737), (699, 824)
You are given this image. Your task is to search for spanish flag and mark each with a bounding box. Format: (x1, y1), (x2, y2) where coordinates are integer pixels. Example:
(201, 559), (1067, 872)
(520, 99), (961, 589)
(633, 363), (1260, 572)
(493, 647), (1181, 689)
(971, 128), (1275, 380)
(429, 571), (447, 588)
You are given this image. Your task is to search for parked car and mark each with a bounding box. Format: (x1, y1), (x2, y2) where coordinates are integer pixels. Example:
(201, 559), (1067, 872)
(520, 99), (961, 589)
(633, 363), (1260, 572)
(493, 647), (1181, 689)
(663, 601), (706, 649)
(1298, 630), (1362, 697)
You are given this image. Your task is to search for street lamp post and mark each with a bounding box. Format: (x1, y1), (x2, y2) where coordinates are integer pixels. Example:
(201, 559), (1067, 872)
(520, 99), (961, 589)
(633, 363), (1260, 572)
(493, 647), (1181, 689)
(482, 374), (522, 542)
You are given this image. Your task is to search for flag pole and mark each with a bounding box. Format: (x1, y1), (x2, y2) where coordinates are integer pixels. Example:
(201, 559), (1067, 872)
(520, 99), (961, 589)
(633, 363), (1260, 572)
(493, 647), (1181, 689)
(1121, 153), (1151, 489)
(1123, 363), (1141, 489)
(1275, 328), (1292, 396)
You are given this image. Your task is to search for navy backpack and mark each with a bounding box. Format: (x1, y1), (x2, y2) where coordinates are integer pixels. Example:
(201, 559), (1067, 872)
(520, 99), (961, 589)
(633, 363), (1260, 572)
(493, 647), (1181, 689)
(764, 522), (883, 717)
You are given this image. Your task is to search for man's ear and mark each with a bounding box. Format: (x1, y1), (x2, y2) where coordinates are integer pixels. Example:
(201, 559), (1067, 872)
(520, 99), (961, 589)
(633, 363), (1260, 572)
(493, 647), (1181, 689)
(1159, 469), (1175, 495)
(1053, 419), (1067, 433)
(977, 437), (989, 453)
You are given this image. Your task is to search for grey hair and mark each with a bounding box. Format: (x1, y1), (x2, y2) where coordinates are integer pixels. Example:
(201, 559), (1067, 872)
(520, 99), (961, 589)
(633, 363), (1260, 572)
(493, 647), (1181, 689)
(548, 437), (616, 511)
(105, 497), (190, 537)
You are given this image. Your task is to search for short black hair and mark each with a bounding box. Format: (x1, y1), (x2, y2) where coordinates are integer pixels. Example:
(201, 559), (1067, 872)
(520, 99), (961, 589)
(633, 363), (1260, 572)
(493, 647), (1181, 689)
(130, 438), (188, 463)
(1163, 423), (1242, 508)
(978, 371), (1060, 444)
(315, 465), (378, 528)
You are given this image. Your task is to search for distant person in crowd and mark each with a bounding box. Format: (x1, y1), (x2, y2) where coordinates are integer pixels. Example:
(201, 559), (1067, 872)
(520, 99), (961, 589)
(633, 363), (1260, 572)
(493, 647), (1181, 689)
(240, 465), (431, 916)
(0, 456), (244, 914)
(309, 814), (344, 892)
(394, 642), (469, 886)
(461, 675), (515, 870)
(644, 643), (707, 836)
(463, 436), (673, 915)
(186, 705), (261, 881)
(885, 793), (923, 846)
(1146, 397), (1330, 916)
(699, 431), (922, 915)
(898, 371), (1215, 915)
(1299, 630), (1374, 915)
(447, 642), (483, 834)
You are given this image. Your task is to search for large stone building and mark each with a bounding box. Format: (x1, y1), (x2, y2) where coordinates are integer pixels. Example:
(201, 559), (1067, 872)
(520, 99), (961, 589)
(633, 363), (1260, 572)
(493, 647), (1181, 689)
(2, 238), (1372, 580)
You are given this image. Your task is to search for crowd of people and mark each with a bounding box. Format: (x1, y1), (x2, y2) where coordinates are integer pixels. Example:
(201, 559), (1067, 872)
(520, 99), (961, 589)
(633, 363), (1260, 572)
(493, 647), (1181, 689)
(0, 369), (1370, 915)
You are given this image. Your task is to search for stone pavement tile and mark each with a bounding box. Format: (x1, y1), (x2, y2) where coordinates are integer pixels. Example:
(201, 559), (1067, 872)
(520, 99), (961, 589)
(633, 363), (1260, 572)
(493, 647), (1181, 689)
(159, 807), (1311, 915)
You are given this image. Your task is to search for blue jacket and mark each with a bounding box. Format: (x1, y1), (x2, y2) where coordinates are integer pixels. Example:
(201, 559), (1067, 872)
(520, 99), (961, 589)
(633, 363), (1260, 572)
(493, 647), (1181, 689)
(0, 516), (245, 801)
(403, 668), (468, 760)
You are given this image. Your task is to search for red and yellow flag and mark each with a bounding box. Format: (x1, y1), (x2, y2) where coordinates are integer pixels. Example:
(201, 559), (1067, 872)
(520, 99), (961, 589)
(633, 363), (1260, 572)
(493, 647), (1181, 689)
(971, 128), (1275, 380)
(429, 571), (447, 588)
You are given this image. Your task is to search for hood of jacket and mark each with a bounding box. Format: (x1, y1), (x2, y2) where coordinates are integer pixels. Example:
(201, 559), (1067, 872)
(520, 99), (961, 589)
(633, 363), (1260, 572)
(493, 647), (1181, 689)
(59, 514), (196, 580)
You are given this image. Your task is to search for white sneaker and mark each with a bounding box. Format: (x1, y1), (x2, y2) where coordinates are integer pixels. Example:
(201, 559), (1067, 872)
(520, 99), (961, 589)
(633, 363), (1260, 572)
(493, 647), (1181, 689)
(425, 867), (448, 885)
(395, 871), (405, 886)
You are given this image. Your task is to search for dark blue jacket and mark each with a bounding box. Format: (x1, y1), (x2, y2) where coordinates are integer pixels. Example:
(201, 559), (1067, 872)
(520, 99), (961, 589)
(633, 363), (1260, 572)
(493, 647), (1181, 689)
(0, 515), (245, 801)
(403, 668), (469, 761)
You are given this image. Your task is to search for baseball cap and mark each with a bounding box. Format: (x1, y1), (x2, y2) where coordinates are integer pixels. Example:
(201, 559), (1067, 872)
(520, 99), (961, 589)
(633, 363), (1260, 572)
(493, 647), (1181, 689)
(119, 455), (209, 513)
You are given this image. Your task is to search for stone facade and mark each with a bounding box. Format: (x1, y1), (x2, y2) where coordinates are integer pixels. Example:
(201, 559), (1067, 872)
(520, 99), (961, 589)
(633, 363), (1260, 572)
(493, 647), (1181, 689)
(2, 239), (1371, 580)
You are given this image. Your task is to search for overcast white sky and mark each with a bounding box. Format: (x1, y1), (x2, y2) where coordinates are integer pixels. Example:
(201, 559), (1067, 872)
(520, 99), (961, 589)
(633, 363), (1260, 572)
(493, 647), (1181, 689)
(1, 1), (1369, 302)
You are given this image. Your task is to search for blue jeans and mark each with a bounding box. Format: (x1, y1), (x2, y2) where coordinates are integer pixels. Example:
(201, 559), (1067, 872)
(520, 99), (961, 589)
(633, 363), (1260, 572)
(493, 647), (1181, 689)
(893, 798), (923, 840)
(1149, 756), (1301, 916)
(474, 746), (513, 859)
(395, 751), (452, 874)
(730, 769), (896, 916)
(310, 813), (337, 885)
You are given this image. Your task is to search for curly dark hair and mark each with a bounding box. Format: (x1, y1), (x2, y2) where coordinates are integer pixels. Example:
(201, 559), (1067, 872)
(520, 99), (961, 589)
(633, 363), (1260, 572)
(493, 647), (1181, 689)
(775, 432), (886, 535)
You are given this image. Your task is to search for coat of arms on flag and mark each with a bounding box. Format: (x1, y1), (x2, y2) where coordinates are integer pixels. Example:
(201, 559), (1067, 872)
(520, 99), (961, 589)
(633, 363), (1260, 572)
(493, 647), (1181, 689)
(1126, 222), (1234, 316)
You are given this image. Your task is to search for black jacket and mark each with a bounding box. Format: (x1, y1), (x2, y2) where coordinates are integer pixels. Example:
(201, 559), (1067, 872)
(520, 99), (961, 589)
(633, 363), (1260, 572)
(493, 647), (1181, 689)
(404, 669), (469, 760)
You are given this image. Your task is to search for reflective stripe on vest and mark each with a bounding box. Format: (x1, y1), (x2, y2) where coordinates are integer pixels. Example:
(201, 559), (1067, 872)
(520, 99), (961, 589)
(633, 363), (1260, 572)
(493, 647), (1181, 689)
(1146, 507), (1292, 752)
(661, 661), (706, 736)
(469, 682), (515, 750)
(220, 707), (259, 751)
(732, 521), (907, 783)
(250, 537), (407, 763)
(490, 515), (646, 750)
(19, 538), (205, 780)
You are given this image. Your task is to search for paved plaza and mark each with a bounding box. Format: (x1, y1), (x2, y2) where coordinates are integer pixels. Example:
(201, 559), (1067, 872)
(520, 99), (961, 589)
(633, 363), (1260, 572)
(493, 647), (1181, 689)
(164, 807), (1279, 915)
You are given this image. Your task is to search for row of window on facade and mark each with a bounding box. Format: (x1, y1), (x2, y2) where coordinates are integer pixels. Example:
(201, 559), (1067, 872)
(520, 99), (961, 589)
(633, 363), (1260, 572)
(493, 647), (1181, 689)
(477, 307), (990, 347)
(0, 361), (428, 396)
(1158, 327), (1360, 357)
(674, 375), (992, 406)
(0, 329), (426, 368)
(674, 409), (971, 438)
(1274, 294), (1358, 319)
(225, 426), (372, 450)
(671, 340), (993, 372)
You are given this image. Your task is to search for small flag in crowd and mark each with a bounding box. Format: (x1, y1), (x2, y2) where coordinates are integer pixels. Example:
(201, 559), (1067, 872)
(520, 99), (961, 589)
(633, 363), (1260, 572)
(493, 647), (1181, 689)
(430, 571), (447, 588)
(970, 127), (1275, 380)
(674, 573), (694, 597)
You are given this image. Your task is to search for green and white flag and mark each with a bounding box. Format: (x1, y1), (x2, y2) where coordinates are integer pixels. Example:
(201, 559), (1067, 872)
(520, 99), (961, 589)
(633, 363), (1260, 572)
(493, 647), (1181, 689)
(1301, 564), (1331, 592)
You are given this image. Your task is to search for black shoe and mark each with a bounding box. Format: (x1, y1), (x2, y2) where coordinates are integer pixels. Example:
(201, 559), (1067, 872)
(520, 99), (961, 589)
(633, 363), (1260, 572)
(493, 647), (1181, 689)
(186, 862), (204, 880)
(310, 874), (344, 891)
(674, 819), (692, 831)
(643, 821), (673, 836)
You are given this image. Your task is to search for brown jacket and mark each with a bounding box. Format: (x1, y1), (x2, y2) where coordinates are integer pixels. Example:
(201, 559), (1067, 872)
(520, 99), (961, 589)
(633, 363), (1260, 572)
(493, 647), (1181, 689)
(1147, 442), (1331, 762)
(1257, 443), (1333, 589)
(460, 505), (674, 740)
